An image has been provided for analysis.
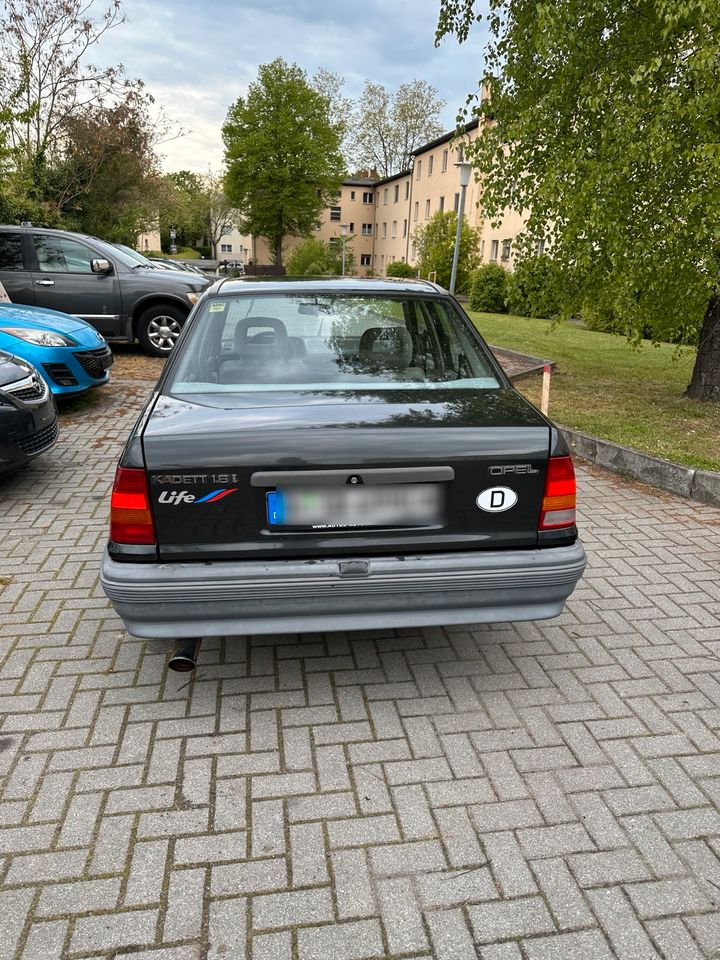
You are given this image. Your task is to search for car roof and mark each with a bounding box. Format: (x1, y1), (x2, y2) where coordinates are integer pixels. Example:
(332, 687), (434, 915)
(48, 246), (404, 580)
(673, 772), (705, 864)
(205, 276), (447, 296)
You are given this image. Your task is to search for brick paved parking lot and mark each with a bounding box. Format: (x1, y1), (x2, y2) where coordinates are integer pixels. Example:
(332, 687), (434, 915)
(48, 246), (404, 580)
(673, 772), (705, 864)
(1, 374), (720, 960)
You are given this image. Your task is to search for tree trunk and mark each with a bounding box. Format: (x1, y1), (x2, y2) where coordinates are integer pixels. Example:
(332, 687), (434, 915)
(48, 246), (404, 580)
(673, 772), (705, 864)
(273, 237), (283, 269)
(686, 292), (720, 402)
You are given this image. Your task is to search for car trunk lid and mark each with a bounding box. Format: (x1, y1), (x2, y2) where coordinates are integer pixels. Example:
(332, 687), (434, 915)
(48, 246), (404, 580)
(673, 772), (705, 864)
(142, 388), (551, 561)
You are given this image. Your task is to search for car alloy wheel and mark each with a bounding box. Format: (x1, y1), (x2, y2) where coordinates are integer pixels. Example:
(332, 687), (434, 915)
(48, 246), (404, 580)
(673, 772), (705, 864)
(147, 316), (182, 352)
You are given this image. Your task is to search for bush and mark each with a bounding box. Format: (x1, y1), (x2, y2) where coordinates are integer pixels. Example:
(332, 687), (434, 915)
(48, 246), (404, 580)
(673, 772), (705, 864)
(287, 237), (355, 276)
(169, 247), (201, 259)
(505, 256), (562, 318)
(385, 260), (416, 278)
(469, 263), (508, 313)
(413, 211), (480, 293)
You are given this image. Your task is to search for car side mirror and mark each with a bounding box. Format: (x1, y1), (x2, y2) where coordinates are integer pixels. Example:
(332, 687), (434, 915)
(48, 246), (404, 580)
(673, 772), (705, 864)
(91, 258), (113, 274)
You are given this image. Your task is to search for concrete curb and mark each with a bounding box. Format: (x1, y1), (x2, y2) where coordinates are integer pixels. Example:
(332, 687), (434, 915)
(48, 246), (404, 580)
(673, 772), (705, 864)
(559, 426), (720, 508)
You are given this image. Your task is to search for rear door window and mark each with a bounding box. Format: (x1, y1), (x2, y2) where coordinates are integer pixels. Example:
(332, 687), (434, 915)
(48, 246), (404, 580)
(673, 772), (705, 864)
(169, 294), (501, 393)
(0, 234), (25, 271)
(32, 235), (94, 273)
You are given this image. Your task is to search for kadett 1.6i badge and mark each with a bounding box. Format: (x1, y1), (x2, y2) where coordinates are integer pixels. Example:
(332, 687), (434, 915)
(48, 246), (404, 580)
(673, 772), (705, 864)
(101, 277), (586, 652)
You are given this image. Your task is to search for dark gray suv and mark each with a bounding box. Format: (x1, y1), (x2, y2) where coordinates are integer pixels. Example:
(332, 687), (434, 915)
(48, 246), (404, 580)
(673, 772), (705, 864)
(0, 226), (210, 356)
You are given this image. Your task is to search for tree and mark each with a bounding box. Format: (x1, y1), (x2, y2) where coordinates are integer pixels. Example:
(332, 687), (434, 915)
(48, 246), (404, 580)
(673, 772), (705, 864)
(204, 172), (238, 260)
(413, 211), (480, 293)
(351, 80), (445, 177)
(286, 237), (355, 276)
(311, 68), (352, 167)
(436, 0), (720, 401)
(223, 58), (345, 268)
(50, 94), (166, 242)
(0, 0), (137, 168)
(159, 171), (208, 251)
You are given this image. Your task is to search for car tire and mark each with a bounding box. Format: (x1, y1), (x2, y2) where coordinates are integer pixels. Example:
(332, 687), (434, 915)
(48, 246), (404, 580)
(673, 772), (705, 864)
(137, 304), (187, 357)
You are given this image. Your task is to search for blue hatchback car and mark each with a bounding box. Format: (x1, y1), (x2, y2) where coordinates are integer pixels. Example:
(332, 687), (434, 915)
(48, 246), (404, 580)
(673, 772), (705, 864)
(0, 302), (113, 396)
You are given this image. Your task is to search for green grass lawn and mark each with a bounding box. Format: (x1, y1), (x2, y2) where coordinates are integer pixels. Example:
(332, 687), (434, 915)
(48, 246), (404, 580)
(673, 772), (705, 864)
(468, 311), (720, 472)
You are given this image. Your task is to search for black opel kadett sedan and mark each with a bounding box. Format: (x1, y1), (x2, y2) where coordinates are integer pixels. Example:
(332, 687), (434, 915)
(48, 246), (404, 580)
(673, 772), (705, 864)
(101, 278), (586, 639)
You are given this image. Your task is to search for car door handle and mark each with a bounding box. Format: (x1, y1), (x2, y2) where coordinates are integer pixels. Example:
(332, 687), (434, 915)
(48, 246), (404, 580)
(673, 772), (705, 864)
(35, 279), (55, 286)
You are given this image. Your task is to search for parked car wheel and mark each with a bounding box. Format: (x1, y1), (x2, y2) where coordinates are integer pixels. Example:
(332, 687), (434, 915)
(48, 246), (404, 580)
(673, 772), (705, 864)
(137, 304), (186, 357)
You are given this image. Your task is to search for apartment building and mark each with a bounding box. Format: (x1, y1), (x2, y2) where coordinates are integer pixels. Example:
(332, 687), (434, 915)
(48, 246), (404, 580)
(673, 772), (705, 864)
(220, 116), (527, 278)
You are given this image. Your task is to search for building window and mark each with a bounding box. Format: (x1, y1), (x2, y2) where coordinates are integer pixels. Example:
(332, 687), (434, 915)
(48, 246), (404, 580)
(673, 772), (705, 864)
(425, 199), (431, 219)
(383, 188), (388, 205)
(402, 219), (407, 238)
(382, 222), (387, 238)
(360, 253), (371, 266)
(381, 255), (385, 266)
(454, 193), (460, 212)
(535, 238), (546, 255)
(330, 207), (341, 221)
(442, 149), (448, 172)
(349, 222), (355, 233)
(416, 159), (422, 180)
(439, 196), (445, 213)
(350, 190), (356, 200)
(392, 221), (397, 238)
(501, 239), (512, 261)
(394, 184), (399, 202)
(363, 191), (373, 204)
(362, 223), (373, 236)
(375, 224), (379, 238)
(481, 240), (485, 259)
(490, 239), (499, 261)
(220, 243), (232, 253)
(428, 155), (434, 176)
(405, 181), (410, 200)
(414, 201), (419, 222)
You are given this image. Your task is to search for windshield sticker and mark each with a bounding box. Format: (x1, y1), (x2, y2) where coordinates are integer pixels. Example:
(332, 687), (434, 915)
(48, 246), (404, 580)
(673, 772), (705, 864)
(209, 302), (227, 312)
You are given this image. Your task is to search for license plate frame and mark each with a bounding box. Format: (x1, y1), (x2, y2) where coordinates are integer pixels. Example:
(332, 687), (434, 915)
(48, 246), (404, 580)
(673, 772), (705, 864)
(266, 484), (442, 530)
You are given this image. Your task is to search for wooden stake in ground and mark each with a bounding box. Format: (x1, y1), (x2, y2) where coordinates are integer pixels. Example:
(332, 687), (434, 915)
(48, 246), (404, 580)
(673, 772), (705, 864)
(541, 363), (551, 415)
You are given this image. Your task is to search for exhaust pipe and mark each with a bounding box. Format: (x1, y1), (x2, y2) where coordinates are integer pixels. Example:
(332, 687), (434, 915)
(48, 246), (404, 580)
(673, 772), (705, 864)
(168, 638), (201, 673)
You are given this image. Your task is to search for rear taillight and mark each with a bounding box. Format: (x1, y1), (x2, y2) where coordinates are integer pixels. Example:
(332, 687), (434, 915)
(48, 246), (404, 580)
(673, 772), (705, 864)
(110, 466), (156, 545)
(539, 456), (577, 530)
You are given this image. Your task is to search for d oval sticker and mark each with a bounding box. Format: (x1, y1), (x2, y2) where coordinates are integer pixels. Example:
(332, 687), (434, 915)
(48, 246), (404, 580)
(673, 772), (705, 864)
(476, 486), (518, 513)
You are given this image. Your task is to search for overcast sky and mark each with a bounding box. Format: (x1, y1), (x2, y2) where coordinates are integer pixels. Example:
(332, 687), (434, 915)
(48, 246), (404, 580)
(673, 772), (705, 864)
(96, 0), (488, 173)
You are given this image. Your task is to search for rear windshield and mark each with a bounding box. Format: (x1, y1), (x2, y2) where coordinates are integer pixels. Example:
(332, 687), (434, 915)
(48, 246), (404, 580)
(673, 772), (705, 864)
(168, 293), (500, 393)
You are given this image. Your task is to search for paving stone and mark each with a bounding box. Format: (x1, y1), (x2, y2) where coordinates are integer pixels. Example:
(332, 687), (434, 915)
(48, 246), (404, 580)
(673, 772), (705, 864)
(469, 896), (556, 943)
(297, 919), (385, 960)
(252, 887), (333, 930)
(2, 380), (720, 958)
(425, 908), (480, 959)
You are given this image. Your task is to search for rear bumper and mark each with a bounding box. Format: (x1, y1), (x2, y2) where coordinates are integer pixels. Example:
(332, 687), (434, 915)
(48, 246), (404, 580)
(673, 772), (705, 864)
(101, 541), (587, 639)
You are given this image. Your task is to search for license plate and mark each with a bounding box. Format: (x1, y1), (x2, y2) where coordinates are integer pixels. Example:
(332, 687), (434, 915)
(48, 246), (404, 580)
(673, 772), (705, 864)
(266, 484), (442, 529)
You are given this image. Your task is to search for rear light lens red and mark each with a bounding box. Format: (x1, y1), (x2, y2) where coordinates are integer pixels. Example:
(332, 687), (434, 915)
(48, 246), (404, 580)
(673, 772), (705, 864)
(539, 456), (577, 530)
(110, 466), (156, 544)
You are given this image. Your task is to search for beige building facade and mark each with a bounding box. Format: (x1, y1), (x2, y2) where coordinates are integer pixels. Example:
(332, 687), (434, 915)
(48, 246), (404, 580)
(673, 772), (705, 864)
(154, 116), (527, 279)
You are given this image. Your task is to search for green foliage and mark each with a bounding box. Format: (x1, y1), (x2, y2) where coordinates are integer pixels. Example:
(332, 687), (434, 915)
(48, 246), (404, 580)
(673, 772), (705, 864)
(385, 260), (416, 278)
(469, 263), (507, 313)
(469, 310), (719, 472)
(437, 0), (720, 399)
(413, 211), (480, 293)
(351, 80), (445, 177)
(223, 58), (345, 267)
(287, 237), (355, 276)
(54, 96), (165, 243)
(504, 257), (562, 319)
(159, 171), (207, 251)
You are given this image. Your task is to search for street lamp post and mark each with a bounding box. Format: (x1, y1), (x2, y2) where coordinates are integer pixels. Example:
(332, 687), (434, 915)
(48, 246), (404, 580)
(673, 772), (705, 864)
(340, 223), (348, 276)
(449, 161), (473, 294)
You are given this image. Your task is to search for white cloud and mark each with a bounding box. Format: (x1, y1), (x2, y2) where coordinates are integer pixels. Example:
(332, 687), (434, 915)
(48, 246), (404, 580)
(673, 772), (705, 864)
(94, 0), (489, 171)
